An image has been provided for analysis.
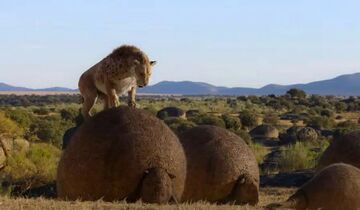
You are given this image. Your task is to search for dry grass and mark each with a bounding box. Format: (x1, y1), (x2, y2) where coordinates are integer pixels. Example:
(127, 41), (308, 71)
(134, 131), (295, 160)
(337, 112), (360, 121)
(278, 119), (304, 127)
(0, 188), (294, 210)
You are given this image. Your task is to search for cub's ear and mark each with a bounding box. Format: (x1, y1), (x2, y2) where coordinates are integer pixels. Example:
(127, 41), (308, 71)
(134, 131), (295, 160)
(150, 61), (157, 66)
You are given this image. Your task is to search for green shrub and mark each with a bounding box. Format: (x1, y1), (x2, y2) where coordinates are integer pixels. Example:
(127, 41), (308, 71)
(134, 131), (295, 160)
(33, 107), (50, 115)
(190, 114), (226, 128)
(320, 109), (334, 118)
(222, 114), (241, 131)
(3, 143), (61, 184)
(26, 143), (61, 182)
(249, 143), (268, 164)
(334, 102), (347, 112)
(235, 129), (252, 145)
(277, 142), (317, 172)
(287, 88), (306, 99)
(333, 120), (359, 138)
(3, 108), (33, 129)
(0, 112), (23, 138)
(239, 110), (258, 129)
(305, 116), (335, 129)
(29, 116), (73, 146)
(164, 118), (196, 134)
(60, 107), (79, 122)
(143, 106), (158, 116)
(262, 113), (280, 125)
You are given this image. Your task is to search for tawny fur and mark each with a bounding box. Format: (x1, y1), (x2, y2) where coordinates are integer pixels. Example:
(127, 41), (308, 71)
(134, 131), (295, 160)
(317, 130), (360, 170)
(268, 163), (360, 210)
(179, 125), (259, 205)
(78, 45), (156, 119)
(56, 107), (186, 204)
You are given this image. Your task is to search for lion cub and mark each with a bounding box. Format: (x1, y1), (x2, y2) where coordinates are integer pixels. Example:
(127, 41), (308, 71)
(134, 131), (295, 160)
(78, 45), (156, 119)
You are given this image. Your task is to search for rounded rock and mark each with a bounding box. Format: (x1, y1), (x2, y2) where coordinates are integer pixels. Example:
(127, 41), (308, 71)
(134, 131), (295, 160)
(57, 107), (186, 203)
(318, 130), (360, 170)
(179, 125), (259, 205)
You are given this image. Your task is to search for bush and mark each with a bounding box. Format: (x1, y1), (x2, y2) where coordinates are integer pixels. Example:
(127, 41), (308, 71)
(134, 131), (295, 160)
(3, 143), (61, 185)
(333, 120), (359, 138)
(334, 102), (347, 112)
(29, 116), (73, 146)
(262, 113), (280, 125)
(33, 107), (50, 115)
(337, 120), (358, 129)
(235, 129), (252, 145)
(239, 110), (258, 129)
(278, 141), (329, 171)
(164, 118), (196, 134)
(287, 88), (306, 99)
(143, 106), (158, 116)
(249, 143), (268, 164)
(222, 114), (241, 131)
(3, 108), (33, 129)
(60, 108), (79, 122)
(26, 143), (61, 182)
(0, 112), (23, 138)
(190, 114), (226, 128)
(305, 116), (335, 129)
(320, 109), (334, 118)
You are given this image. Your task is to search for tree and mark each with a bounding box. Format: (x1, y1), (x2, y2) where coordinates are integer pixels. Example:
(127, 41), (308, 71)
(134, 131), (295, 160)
(263, 113), (280, 125)
(239, 110), (258, 129)
(286, 88), (306, 99)
(222, 114), (241, 131)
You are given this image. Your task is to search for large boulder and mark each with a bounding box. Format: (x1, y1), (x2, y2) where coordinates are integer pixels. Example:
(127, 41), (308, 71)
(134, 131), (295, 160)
(297, 127), (318, 142)
(57, 107), (186, 203)
(179, 125), (259, 205)
(317, 130), (360, 170)
(280, 126), (318, 144)
(268, 163), (360, 210)
(62, 126), (79, 150)
(250, 124), (279, 139)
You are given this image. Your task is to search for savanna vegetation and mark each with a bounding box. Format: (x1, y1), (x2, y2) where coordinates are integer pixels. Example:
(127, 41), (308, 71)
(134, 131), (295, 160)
(0, 88), (360, 208)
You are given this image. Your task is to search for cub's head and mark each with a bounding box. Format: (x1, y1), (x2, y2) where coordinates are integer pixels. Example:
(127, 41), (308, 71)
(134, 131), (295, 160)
(110, 45), (157, 87)
(134, 59), (156, 87)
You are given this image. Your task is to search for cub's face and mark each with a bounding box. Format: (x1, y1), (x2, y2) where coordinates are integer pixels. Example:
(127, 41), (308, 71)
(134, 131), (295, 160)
(135, 60), (156, 87)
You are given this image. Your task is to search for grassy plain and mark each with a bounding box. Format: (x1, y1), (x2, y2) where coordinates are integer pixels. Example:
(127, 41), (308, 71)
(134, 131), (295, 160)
(0, 188), (294, 210)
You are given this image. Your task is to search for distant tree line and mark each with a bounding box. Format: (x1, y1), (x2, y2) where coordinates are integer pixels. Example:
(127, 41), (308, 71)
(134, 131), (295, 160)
(0, 94), (81, 106)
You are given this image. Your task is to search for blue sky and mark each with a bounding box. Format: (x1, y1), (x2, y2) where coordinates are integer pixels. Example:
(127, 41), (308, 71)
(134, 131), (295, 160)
(0, 1), (359, 88)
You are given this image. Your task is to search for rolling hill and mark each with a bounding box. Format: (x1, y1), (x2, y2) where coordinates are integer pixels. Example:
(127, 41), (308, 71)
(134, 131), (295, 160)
(1, 72), (360, 96)
(139, 73), (360, 96)
(0, 83), (76, 92)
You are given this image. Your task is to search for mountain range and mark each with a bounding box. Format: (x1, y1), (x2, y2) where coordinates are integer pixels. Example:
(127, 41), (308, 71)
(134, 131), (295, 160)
(138, 72), (360, 96)
(0, 83), (76, 92)
(1, 72), (360, 96)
